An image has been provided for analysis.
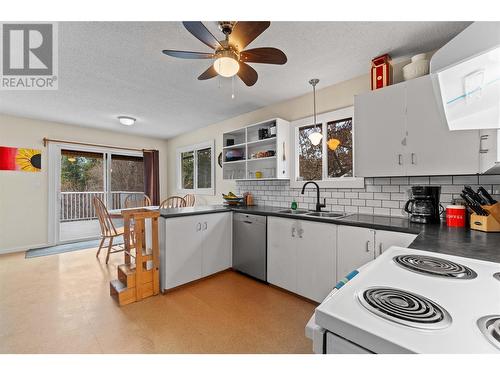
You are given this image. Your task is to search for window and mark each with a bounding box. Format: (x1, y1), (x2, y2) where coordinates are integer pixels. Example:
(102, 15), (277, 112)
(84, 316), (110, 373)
(327, 118), (353, 178)
(291, 106), (363, 188)
(298, 125), (322, 180)
(176, 141), (215, 195)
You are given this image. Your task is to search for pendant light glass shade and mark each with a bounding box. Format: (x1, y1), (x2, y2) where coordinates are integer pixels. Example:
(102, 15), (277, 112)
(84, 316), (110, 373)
(309, 131), (323, 146)
(308, 78), (323, 146)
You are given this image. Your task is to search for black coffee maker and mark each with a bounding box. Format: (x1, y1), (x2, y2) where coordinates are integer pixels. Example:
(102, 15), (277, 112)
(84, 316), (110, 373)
(404, 186), (444, 223)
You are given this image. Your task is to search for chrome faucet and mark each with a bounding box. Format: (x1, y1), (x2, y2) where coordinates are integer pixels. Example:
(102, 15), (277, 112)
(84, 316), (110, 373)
(301, 181), (326, 212)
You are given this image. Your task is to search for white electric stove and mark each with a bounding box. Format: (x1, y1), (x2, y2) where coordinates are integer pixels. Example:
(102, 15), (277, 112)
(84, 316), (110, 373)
(307, 247), (500, 354)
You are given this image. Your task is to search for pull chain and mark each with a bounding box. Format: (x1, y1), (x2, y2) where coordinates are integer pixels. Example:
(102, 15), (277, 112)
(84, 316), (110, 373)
(231, 75), (235, 99)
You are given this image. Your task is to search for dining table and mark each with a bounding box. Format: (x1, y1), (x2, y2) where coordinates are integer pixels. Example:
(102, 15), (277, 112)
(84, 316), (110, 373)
(108, 206), (160, 219)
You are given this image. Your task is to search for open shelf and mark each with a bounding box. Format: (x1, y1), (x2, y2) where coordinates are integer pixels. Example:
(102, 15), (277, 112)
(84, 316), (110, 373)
(223, 142), (246, 150)
(247, 156), (277, 162)
(222, 159), (246, 164)
(222, 118), (289, 181)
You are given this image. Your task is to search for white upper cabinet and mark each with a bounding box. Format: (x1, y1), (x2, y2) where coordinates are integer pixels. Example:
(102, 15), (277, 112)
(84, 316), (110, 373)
(354, 75), (481, 177)
(405, 76), (480, 175)
(354, 83), (406, 177)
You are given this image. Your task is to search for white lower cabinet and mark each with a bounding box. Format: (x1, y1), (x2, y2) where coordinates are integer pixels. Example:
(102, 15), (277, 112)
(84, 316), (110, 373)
(201, 212), (232, 277)
(267, 217), (337, 303)
(374, 229), (417, 257)
(337, 225), (417, 278)
(161, 212), (232, 290)
(337, 226), (376, 279)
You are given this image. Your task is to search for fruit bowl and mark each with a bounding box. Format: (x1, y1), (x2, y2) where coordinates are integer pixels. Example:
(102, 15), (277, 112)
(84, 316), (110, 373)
(222, 193), (244, 205)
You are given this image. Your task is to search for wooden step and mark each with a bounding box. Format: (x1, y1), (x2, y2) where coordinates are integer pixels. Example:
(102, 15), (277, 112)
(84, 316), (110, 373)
(109, 279), (136, 306)
(117, 263), (153, 288)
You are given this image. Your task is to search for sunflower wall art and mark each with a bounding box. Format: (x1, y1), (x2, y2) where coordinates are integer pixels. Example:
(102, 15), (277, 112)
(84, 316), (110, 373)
(0, 146), (42, 172)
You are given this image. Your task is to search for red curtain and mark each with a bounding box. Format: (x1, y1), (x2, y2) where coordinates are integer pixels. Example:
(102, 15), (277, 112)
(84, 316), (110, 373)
(144, 150), (160, 205)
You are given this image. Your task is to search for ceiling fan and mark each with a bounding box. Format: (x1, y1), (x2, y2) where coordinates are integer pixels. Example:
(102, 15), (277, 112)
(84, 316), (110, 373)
(162, 21), (287, 86)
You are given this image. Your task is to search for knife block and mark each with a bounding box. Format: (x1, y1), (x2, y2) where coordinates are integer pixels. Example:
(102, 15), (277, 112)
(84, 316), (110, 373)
(470, 202), (500, 232)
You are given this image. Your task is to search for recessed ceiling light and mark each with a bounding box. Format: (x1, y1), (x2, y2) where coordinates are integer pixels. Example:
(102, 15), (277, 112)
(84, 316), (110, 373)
(118, 116), (136, 126)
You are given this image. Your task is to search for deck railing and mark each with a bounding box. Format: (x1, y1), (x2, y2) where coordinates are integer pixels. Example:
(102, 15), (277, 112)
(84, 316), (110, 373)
(59, 191), (144, 222)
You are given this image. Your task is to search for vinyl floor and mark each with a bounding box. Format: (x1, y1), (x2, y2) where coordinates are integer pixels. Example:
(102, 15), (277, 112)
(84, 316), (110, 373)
(0, 247), (316, 353)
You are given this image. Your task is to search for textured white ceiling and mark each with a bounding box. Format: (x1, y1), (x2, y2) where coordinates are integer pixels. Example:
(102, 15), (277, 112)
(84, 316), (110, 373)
(0, 21), (470, 139)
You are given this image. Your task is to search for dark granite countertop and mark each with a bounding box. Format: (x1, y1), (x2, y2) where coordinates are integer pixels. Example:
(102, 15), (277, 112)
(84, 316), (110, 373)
(160, 205), (500, 263)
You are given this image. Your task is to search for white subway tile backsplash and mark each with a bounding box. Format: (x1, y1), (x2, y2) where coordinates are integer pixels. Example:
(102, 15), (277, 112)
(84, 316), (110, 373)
(373, 177), (391, 185)
(359, 192), (374, 199)
(382, 185), (399, 193)
(479, 175), (500, 184)
(390, 177), (409, 185)
(365, 185), (382, 192)
(374, 207), (391, 216)
(409, 176), (430, 184)
(366, 200), (382, 207)
(359, 206), (374, 214)
(430, 176), (453, 184)
(374, 192), (391, 200)
(237, 174), (500, 218)
(382, 200), (400, 208)
(453, 175), (479, 184)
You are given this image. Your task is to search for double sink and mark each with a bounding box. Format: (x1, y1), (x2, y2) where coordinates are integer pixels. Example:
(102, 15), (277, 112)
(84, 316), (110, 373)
(277, 209), (351, 219)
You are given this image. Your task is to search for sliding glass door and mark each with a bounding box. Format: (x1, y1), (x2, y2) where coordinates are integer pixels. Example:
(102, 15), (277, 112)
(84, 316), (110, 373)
(53, 145), (144, 244)
(110, 154), (145, 209)
(59, 149), (105, 242)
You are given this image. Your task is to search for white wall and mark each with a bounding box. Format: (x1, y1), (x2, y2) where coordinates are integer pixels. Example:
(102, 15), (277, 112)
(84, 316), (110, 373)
(0, 114), (168, 253)
(166, 74), (370, 204)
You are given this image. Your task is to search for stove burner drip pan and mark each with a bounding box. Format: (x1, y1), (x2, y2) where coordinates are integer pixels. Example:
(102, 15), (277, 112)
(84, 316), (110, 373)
(358, 287), (452, 330)
(478, 316), (500, 350)
(393, 254), (477, 279)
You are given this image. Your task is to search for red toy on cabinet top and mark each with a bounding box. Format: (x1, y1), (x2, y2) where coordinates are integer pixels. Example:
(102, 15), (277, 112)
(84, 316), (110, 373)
(371, 54), (392, 90)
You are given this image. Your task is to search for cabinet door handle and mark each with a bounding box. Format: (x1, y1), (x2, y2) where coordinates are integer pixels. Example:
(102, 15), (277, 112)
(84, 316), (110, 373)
(365, 240), (371, 252)
(298, 229), (303, 239)
(379, 242), (383, 256)
(480, 134), (489, 153)
(291, 227), (296, 238)
(411, 153), (416, 165)
(203, 222), (208, 231)
(196, 222), (201, 232)
(397, 154), (403, 165)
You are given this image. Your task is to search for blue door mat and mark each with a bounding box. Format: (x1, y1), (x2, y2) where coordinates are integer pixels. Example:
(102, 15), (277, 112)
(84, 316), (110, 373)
(25, 237), (123, 258)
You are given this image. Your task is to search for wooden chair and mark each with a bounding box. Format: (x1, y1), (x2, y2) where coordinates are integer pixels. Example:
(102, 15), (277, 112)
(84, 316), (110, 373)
(159, 196), (186, 209)
(124, 194), (152, 208)
(93, 196), (125, 264)
(183, 194), (195, 207)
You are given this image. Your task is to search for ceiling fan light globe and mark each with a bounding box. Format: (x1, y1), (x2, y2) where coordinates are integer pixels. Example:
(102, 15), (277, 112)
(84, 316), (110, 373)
(214, 57), (239, 77)
(308, 131), (323, 146)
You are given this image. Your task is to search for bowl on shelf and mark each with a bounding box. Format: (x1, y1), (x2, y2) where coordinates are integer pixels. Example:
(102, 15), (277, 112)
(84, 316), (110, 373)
(222, 193), (245, 206)
(225, 149), (244, 162)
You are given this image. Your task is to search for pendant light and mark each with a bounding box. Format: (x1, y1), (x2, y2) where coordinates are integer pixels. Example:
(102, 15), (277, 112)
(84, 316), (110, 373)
(308, 78), (323, 146)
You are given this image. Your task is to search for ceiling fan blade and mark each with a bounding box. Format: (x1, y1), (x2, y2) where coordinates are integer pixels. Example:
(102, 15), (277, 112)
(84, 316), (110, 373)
(182, 21), (222, 50)
(237, 62), (258, 86)
(230, 21), (270, 50)
(162, 50), (214, 59)
(198, 65), (218, 80)
(240, 47), (287, 65)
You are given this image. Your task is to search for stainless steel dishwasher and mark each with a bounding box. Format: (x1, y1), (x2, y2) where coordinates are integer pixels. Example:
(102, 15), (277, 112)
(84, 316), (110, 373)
(233, 213), (267, 282)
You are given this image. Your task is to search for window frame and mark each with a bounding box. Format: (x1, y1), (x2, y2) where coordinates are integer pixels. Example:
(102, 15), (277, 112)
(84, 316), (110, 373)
(176, 140), (215, 195)
(290, 106), (364, 189)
